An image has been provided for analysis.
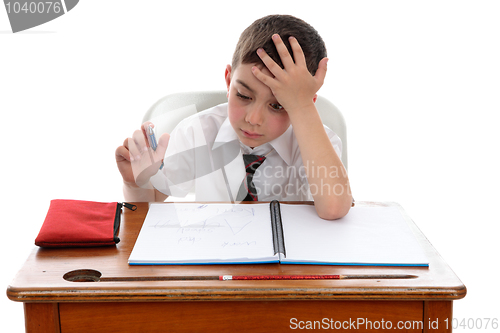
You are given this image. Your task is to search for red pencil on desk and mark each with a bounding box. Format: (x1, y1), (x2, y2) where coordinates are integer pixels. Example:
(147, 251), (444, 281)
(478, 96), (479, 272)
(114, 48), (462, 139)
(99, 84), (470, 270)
(219, 274), (416, 281)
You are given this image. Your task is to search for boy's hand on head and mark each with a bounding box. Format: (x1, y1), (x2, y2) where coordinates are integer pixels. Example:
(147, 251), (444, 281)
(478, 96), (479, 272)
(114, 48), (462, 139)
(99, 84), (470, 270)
(115, 122), (169, 188)
(252, 34), (328, 115)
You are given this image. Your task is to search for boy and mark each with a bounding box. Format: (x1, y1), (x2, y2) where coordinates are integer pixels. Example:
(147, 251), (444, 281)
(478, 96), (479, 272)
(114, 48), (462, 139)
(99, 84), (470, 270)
(115, 15), (352, 219)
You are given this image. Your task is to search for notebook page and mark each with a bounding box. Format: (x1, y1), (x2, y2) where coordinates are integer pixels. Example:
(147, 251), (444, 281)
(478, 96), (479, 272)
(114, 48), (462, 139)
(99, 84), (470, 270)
(129, 203), (278, 264)
(279, 204), (428, 266)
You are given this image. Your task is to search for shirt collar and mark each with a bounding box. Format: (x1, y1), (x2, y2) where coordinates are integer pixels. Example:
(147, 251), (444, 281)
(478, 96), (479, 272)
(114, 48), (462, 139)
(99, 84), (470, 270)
(213, 117), (238, 149)
(214, 118), (294, 165)
(267, 125), (293, 165)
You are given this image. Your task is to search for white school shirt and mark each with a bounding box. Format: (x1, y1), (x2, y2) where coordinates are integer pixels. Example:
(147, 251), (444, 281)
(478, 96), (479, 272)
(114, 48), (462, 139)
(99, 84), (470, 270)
(150, 103), (342, 202)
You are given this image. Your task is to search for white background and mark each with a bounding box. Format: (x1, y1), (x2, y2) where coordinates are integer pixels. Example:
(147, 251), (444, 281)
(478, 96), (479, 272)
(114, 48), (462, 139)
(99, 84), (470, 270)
(1, 0), (499, 331)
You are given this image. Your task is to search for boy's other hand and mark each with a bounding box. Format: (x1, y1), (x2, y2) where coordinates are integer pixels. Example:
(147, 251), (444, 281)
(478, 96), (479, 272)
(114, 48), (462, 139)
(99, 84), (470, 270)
(251, 34), (328, 115)
(115, 122), (169, 188)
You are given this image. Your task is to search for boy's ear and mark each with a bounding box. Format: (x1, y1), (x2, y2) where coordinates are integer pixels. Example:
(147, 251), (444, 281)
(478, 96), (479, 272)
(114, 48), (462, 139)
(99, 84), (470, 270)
(224, 65), (232, 96)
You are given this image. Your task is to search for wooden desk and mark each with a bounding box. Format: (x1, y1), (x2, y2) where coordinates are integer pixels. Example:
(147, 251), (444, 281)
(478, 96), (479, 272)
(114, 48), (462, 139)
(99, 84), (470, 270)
(7, 202), (466, 333)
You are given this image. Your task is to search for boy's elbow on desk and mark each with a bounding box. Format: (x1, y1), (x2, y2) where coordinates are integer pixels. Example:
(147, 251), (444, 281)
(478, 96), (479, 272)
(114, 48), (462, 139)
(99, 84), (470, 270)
(315, 197), (352, 220)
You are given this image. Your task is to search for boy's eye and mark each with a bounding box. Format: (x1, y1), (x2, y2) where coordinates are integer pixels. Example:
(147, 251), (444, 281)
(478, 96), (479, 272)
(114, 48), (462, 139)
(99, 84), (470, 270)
(269, 103), (284, 111)
(236, 92), (251, 100)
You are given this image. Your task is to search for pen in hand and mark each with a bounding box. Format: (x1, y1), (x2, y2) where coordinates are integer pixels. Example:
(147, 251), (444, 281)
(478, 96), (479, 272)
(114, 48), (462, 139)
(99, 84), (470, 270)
(147, 125), (158, 151)
(146, 124), (164, 170)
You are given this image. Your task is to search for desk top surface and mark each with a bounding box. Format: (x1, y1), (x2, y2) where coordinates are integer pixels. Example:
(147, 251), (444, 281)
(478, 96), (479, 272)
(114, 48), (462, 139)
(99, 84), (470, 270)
(7, 202), (466, 302)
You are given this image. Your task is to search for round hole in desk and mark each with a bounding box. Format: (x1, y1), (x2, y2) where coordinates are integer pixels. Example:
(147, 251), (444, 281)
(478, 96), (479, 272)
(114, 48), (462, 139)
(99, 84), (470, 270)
(63, 269), (102, 282)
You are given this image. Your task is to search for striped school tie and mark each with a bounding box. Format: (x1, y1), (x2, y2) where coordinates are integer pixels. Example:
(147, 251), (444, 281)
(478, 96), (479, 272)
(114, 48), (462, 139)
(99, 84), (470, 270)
(236, 154), (266, 201)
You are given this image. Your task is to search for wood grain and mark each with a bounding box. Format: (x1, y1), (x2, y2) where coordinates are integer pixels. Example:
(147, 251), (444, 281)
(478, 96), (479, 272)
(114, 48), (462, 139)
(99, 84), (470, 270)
(6, 201), (466, 332)
(24, 303), (60, 333)
(424, 301), (453, 333)
(7, 202), (466, 303)
(59, 300), (424, 333)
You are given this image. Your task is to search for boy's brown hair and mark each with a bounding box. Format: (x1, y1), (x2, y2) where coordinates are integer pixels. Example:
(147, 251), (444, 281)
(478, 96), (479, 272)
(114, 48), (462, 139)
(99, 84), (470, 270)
(232, 15), (327, 75)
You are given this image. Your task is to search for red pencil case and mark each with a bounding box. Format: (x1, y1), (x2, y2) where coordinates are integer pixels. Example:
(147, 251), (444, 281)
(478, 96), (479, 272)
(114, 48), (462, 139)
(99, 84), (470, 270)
(35, 199), (136, 248)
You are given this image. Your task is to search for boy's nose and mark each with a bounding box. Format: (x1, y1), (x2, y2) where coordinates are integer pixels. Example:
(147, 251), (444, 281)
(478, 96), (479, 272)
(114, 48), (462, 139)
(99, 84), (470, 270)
(245, 105), (264, 126)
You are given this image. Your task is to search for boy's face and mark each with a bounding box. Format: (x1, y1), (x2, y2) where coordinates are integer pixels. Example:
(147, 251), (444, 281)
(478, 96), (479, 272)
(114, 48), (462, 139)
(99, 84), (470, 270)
(225, 63), (291, 148)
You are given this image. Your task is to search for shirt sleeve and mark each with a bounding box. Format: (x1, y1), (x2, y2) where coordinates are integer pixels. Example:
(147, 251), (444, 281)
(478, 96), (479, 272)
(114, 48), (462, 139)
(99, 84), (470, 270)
(324, 124), (343, 161)
(150, 117), (198, 197)
(290, 125), (344, 202)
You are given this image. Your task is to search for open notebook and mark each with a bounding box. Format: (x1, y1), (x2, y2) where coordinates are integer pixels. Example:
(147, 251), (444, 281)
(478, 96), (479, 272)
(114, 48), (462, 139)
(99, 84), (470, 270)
(128, 202), (428, 267)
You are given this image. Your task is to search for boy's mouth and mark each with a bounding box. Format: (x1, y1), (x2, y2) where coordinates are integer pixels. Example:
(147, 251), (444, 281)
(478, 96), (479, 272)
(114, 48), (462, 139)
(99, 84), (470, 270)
(241, 129), (263, 139)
